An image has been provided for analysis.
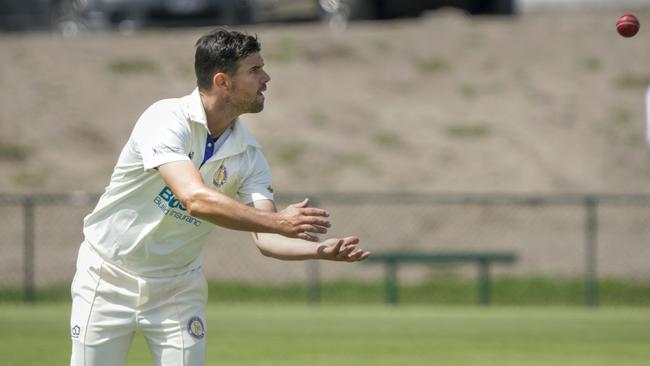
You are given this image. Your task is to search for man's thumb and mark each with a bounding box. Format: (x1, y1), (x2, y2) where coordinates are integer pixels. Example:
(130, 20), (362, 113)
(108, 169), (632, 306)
(291, 198), (309, 208)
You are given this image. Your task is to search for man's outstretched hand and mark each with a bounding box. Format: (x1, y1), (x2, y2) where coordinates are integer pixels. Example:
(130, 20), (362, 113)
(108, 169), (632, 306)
(317, 236), (371, 262)
(275, 198), (331, 242)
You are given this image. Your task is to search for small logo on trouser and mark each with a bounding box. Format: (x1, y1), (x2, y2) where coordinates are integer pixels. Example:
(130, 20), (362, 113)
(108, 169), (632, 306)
(71, 325), (80, 338)
(187, 317), (205, 339)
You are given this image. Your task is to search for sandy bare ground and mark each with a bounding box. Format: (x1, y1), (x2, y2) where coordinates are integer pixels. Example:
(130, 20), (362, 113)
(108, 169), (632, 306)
(2, 9), (650, 284)
(2, 9), (650, 194)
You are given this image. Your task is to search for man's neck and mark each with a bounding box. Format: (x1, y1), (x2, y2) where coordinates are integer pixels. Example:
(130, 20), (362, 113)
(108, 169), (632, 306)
(200, 91), (238, 138)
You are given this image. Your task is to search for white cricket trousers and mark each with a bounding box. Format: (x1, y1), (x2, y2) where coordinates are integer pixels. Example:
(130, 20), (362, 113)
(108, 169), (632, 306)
(70, 242), (207, 366)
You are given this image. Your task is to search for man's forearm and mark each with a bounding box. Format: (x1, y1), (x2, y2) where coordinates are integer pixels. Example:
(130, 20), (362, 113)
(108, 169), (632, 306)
(185, 187), (279, 233)
(252, 233), (322, 260)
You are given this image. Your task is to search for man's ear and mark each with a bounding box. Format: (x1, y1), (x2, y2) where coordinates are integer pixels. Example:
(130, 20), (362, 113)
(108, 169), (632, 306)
(212, 72), (231, 90)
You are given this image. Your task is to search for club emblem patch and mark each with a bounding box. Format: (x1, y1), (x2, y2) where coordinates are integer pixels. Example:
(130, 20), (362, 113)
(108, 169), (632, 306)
(213, 164), (228, 188)
(187, 316), (205, 339)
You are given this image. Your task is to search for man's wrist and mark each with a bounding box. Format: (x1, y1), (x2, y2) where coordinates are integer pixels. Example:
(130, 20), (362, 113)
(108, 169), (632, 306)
(262, 210), (284, 235)
(314, 243), (327, 260)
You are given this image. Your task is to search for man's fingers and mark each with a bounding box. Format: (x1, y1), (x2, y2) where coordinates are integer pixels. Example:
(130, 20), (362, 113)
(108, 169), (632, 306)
(339, 243), (358, 254)
(299, 224), (328, 234)
(300, 216), (331, 228)
(347, 248), (362, 257)
(348, 249), (366, 261)
(314, 225), (329, 233)
(344, 250), (371, 262)
(341, 236), (360, 246)
(359, 252), (371, 260)
(336, 245), (355, 259)
(338, 239), (360, 252)
(300, 208), (330, 218)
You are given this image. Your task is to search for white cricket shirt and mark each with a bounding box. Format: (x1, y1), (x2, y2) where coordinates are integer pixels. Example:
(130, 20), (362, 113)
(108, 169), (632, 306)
(82, 88), (274, 276)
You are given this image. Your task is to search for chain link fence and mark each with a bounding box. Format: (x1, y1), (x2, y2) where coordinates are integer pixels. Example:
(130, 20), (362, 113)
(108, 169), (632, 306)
(1, 192), (650, 303)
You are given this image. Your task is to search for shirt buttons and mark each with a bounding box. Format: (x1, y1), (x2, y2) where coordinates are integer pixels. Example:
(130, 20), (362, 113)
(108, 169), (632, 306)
(207, 143), (213, 147)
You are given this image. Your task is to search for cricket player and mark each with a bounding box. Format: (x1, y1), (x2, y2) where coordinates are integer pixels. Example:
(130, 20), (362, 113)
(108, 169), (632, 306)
(70, 28), (370, 366)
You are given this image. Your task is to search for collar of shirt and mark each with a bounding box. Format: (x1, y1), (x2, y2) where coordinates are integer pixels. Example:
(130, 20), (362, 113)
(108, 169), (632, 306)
(184, 88), (262, 159)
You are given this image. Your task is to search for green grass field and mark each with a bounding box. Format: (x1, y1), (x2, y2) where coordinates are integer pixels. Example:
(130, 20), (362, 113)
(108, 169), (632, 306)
(1, 303), (649, 366)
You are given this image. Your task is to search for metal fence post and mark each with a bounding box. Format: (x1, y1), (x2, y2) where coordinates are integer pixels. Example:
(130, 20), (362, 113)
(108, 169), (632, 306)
(584, 196), (599, 307)
(23, 195), (36, 303)
(385, 259), (398, 305)
(477, 259), (491, 306)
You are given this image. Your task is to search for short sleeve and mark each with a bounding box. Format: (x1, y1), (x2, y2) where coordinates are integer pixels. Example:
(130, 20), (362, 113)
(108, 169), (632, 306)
(133, 101), (191, 172)
(238, 151), (274, 205)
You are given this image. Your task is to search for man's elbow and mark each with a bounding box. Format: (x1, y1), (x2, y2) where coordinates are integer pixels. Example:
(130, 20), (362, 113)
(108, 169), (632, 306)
(180, 189), (208, 217)
(257, 247), (274, 258)
(253, 237), (274, 258)
(185, 200), (201, 217)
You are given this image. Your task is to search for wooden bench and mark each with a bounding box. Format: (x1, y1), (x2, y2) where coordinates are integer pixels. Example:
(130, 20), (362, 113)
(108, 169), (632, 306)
(364, 252), (517, 305)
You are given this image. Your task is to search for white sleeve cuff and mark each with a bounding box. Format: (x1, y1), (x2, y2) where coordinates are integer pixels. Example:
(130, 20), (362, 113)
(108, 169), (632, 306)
(143, 154), (190, 172)
(240, 191), (274, 205)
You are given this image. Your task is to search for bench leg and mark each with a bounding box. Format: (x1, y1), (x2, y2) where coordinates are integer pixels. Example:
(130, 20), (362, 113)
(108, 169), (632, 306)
(478, 260), (491, 306)
(385, 260), (398, 305)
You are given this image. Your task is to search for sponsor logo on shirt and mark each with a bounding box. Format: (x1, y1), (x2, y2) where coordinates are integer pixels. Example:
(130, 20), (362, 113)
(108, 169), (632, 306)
(153, 186), (202, 227)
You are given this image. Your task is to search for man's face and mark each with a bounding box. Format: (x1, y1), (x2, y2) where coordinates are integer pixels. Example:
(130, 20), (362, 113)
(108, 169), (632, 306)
(229, 52), (270, 114)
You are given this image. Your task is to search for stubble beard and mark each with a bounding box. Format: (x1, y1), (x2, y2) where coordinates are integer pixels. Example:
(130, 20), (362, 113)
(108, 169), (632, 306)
(249, 97), (264, 113)
(239, 93), (265, 114)
(230, 88), (265, 115)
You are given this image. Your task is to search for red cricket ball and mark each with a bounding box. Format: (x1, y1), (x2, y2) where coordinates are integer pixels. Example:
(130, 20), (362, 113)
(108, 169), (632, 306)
(616, 13), (640, 38)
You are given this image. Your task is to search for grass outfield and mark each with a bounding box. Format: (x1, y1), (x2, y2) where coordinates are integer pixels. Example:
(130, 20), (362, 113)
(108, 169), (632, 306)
(1, 304), (649, 366)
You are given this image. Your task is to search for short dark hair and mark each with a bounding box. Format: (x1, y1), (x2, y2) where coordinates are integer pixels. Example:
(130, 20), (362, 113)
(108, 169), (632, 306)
(194, 28), (261, 90)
